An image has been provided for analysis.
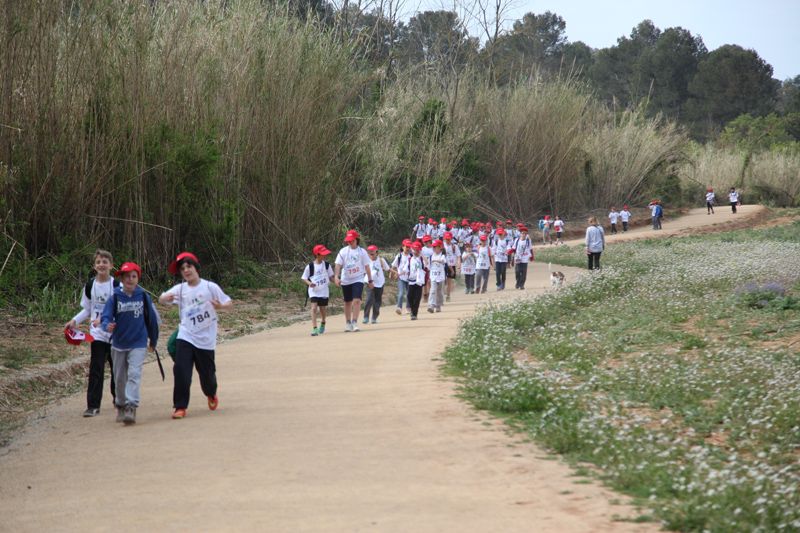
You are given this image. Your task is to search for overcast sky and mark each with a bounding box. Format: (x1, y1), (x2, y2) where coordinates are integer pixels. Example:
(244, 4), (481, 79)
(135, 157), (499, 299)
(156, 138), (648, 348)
(412, 0), (800, 80)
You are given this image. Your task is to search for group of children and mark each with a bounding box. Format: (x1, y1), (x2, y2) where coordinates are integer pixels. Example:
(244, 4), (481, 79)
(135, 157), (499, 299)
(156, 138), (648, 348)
(705, 187), (742, 215)
(66, 249), (231, 424)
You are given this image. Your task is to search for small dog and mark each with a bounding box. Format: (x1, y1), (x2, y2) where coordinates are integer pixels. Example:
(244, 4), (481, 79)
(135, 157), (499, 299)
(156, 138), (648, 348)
(548, 262), (566, 289)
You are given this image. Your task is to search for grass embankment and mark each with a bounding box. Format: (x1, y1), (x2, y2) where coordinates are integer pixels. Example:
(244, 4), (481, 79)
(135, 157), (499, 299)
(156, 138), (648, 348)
(444, 215), (800, 531)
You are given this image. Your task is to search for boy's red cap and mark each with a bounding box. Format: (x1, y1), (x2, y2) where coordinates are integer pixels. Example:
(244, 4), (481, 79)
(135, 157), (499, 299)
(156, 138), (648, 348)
(402, 239), (412, 247)
(623, 204), (629, 209)
(344, 230), (360, 242)
(440, 217), (447, 222)
(432, 239), (443, 247)
(443, 232), (453, 240)
(479, 235), (487, 241)
(411, 241), (423, 250)
(517, 222), (524, 227)
(519, 226), (529, 232)
(418, 215), (425, 220)
(422, 235), (432, 243)
(428, 218), (435, 224)
(312, 244), (331, 256)
(506, 219), (513, 224)
(168, 252), (200, 275)
(496, 228), (505, 235)
(367, 245), (378, 252)
(64, 327), (94, 345)
(115, 262), (142, 278)
(544, 215), (550, 220)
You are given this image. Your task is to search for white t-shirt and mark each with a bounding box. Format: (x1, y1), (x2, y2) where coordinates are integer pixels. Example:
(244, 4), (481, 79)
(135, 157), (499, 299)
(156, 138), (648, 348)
(553, 220), (564, 233)
(429, 252), (446, 282)
(421, 245), (434, 269)
(513, 237), (533, 263)
(492, 240), (508, 262)
(409, 255), (426, 286)
(609, 211), (619, 224)
(475, 246), (491, 270)
(302, 261), (334, 298)
(72, 278), (115, 343)
(335, 246), (371, 285)
(620, 210), (631, 222)
(461, 251), (476, 275)
(364, 257), (390, 288)
(163, 280), (231, 350)
(705, 192), (715, 203)
(649, 204), (659, 216)
(392, 252), (412, 282)
(444, 242), (459, 267)
(729, 191), (739, 203)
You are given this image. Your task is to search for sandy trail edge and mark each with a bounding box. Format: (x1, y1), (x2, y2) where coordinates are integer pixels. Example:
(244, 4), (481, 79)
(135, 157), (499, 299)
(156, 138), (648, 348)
(0, 206), (762, 532)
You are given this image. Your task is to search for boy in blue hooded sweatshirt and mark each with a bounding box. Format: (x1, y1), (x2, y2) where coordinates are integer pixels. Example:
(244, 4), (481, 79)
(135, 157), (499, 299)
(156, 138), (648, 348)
(101, 262), (159, 425)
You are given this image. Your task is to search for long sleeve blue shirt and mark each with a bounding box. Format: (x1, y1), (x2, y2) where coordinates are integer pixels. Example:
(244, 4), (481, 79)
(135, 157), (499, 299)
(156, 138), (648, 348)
(100, 286), (159, 350)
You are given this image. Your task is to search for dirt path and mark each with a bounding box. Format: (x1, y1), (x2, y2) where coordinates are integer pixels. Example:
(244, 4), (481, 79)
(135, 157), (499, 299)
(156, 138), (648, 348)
(0, 206), (764, 532)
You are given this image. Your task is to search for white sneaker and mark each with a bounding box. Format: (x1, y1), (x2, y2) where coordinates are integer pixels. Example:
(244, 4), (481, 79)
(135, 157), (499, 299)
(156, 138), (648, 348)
(352, 322), (360, 332)
(345, 321), (353, 332)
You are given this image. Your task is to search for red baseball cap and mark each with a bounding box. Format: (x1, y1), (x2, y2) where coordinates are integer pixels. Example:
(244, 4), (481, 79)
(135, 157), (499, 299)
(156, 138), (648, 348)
(496, 228), (505, 235)
(312, 244), (331, 256)
(422, 235), (432, 243)
(411, 241), (423, 250)
(402, 239), (413, 247)
(115, 262), (142, 278)
(623, 204), (629, 209)
(168, 252), (200, 275)
(440, 217), (447, 223)
(443, 232), (453, 240)
(344, 230), (360, 242)
(519, 226), (529, 232)
(505, 219), (513, 224)
(428, 218), (435, 224)
(479, 235), (487, 241)
(432, 239), (443, 247)
(419, 215), (425, 220)
(64, 327), (94, 346)
(367, 245), (378, 252)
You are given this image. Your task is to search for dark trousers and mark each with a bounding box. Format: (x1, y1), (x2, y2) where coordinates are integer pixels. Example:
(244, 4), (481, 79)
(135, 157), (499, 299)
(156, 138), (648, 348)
(464, 274), (475, 292)
(610, 223), (617, 234)
(588, 252), (602, 270)
(173, 339), (217, 409)
(622, 221), (628, 232)
(515, 263), (528, 288)
(407, 284), (423, 317)
(364, 286), (384, 320)
(495, 262), (507, 289)
(707, 201), (714, 214)
(731, 202), (737, 213)
(87, 340), (115, 409)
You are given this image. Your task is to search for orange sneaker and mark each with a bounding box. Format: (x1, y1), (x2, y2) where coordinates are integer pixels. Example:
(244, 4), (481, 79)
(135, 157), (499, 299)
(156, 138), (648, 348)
(207, 395), (219, 411)
(172, 408), (187, 419)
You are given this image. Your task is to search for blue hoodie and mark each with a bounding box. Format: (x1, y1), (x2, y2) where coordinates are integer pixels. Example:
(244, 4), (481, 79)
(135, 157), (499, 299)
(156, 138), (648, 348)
(100, 286), (159, 350)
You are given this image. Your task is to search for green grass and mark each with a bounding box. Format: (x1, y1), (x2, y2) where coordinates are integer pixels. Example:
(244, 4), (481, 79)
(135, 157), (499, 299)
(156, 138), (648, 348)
(444, 215), (800, 531)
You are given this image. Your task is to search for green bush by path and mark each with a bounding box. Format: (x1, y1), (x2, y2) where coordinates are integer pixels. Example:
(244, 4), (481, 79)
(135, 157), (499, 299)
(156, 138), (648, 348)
(445, 218), (800, 531)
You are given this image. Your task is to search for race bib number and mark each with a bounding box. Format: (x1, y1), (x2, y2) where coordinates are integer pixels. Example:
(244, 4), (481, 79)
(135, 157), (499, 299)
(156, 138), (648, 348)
(182, 301), (216, 333)
(92, 302), (105, 321)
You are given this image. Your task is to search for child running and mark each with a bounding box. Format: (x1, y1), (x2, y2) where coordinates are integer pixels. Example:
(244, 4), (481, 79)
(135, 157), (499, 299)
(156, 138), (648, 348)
(159, 252), (232, 420)
(620, 205), (631, 232)
(300, 244), (335, 335)
(492, 228), (509, 290)
(442, 232), (459, 302)
(512, 227), (533, 289)
(363, 245), (390, 324)
(407, 241), (426, 320)
(474, 235), (493, 294)
(391, 239), (413, 315)
(334, 230), (373, 332)
(65, 248), (119, 417)
(100, 262), (159, 425)
(461, 242), (477, 294)
(427, 239), (446, 313)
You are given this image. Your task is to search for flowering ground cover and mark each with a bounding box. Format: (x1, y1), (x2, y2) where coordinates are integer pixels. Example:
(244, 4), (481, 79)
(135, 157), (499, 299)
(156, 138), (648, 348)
(444, 218), (800, 531)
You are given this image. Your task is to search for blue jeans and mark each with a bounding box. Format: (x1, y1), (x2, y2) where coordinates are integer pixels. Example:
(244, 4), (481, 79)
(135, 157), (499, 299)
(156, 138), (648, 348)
(396, 279), (409, 309)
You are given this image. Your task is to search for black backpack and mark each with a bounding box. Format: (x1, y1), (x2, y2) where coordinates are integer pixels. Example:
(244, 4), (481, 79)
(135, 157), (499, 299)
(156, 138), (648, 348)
(85, 277), (120, 300)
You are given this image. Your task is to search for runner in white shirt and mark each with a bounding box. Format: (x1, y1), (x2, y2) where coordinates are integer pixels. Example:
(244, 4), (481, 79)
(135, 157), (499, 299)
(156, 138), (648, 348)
(406, 241), (426, 320)
(511, 227), (533, 289)
(413, 216), (427, 240)
(160, 252), (232, 419)
(474, 235), (493, 294)
(362, 245), (390, 324)
(460, 242), (477, 294)
(334, 230), (373, 332)
(705, 188), (716, 214)
(300, 244), (335, 336)
(442, 231), (459, 302)
(728, 187), (739, 214)
(420, 235), (434, 302)
(492, 228), (509, 290)
(608, 207), (620, 235)
(427, 240), (447, 312)
(620, 205), (631, 232)
(391, 239), (413, 315)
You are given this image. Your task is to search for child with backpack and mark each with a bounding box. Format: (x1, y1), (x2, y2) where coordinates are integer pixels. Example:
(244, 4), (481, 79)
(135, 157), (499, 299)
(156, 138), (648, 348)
(427, 239), (447, 313)
(65, 248), (119, 417)
(442, 232), (459, 301)
(474, 235), (493, 294)
(407, 241), (426, 320)
(159, 252), (232, 420)
(363, 245), (390, 324)
(492, 228), (509, 290)
(100, 262), (159, 425)
(391, 239), (413, 315)
(511, 227), (533, 289)
(300, 245), (335, 335)
(461, 242), (477, 294)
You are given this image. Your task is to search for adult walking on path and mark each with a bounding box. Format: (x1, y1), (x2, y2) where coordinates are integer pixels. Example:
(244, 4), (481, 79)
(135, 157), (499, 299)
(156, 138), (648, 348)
(334, 229), (373, 332)
(585, 216), (605, 270)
